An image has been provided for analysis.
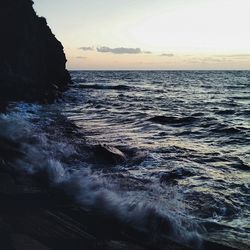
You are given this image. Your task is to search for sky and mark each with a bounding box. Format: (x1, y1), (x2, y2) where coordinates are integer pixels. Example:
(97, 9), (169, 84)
(33, 0), (250, 70)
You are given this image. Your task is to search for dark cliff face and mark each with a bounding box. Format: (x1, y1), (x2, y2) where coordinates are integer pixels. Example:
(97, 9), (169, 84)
(0, 0), (71, 103)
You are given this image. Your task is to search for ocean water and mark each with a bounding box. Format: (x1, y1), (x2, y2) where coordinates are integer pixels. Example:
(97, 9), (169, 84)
(1, 71), (249, 249)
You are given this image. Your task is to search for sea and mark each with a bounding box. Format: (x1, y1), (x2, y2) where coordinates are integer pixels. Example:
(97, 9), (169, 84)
(1, 71), (249, 249)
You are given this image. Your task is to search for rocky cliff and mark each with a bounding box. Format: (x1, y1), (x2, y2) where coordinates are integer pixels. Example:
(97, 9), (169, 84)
(0, 0), (71, 103)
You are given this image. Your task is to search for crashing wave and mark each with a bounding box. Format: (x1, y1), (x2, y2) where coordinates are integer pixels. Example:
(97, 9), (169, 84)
(0, 103), (203, 248)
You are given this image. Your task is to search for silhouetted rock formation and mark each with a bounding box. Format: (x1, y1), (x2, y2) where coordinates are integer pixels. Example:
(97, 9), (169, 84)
(0, 0), (71, 103)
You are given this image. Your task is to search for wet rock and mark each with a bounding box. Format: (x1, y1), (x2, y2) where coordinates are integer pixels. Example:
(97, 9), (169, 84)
(0, 0), (71, 103)
(93, 145), (127, 165)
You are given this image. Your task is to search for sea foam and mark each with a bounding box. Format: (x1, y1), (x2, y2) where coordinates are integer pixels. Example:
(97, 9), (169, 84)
(0, 103), (203, 248)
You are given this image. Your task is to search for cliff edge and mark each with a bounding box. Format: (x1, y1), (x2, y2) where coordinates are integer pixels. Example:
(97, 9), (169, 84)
(0, 0), (71, 103)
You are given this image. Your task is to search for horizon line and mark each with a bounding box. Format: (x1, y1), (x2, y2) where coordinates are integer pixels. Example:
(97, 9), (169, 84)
(68, 69), (250, 71)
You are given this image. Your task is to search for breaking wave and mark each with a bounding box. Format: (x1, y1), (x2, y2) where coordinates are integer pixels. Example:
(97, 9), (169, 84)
(0, 103), (202, 248)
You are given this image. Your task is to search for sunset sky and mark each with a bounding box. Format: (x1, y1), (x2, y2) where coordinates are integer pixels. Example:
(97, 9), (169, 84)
(34, 0), (250, 70)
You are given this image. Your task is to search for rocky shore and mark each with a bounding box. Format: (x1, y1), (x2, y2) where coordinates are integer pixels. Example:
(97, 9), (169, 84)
(0, 1), (184, 249)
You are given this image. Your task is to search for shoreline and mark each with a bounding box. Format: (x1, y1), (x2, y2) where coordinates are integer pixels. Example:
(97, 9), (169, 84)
(0, 126), (242, 250)
(0, 158), (188, 250)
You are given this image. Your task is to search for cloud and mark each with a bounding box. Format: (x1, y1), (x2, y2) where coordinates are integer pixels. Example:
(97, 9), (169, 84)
(190, 58), (223, 64)
(143, 51), (152, 54)
(160, 53), (174, 57)
(97, 46), (142, 54)
(78, 46), (94, 51)
(216, 54), (250, 59)
(76, 56), (87, 59)
(189, 54), (250, 64)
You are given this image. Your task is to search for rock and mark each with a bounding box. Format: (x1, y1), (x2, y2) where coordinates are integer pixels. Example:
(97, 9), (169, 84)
(0, 0), (71, 103)
(93, 145), (127, 165)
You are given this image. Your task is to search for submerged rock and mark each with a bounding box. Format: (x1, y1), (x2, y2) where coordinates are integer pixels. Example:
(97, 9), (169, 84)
(93, 144), (127, 165)
(0, 0), (71, 103)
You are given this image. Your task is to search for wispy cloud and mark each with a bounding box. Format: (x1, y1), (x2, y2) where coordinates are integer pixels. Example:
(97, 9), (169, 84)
(76, 56), (87, 59)
(143, 51), (152, 54)
(78, 46), (94, 51)
(97, 46), (142, 54)
(189, 57), (225, 64)
(216, 54), (250, 59)
(160, 53), (174, 57)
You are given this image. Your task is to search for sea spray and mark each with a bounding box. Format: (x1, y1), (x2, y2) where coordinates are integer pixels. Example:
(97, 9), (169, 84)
(0, 103), (203, 248)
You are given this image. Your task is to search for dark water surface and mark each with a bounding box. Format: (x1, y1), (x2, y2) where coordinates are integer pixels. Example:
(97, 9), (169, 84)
(1, 71), (249, 249)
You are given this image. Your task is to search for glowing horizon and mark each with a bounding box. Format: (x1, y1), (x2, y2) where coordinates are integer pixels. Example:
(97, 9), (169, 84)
(34, 0), (250, 70)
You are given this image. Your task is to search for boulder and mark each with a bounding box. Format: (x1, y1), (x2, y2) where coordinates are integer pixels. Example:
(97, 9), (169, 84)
(93, 145), (127, 165)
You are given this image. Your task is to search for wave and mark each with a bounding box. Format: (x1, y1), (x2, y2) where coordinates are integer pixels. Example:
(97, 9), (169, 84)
(0, 104), (202, 248)
(148, 115), (198, 125)
(76, 83), (130, 91)
(210, 125), (246, 135)
(215, 110), (235, 115)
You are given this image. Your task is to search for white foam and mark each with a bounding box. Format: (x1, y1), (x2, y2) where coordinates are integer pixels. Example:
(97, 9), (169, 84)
(0, 103), (202, 248)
